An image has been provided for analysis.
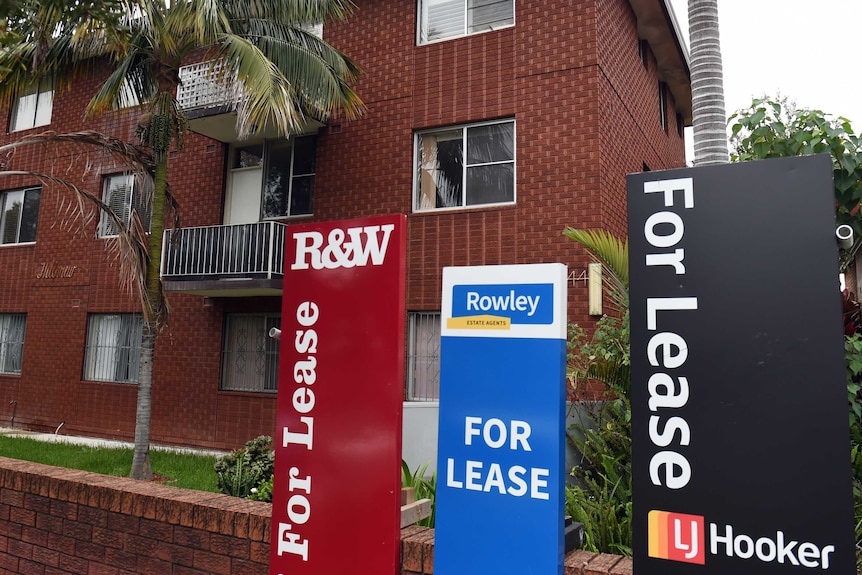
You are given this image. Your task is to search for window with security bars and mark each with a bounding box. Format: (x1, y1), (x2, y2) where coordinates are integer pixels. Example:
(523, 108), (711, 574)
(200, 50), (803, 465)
(84, 314), (143, 383)
(0, 314), (26, 375)
(407, 311), (441, 401)
(221, 314), (281, 392)
(419, 0), (514, 44)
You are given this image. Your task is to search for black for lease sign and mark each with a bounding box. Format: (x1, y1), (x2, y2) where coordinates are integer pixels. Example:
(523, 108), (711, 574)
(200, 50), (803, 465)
(628, 155), (855, 573)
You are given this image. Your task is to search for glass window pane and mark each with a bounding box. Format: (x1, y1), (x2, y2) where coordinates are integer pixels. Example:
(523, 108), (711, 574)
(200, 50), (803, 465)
(34, 88), (53, 127)
(235, 145), (263, 169)
(423, 0), (465, 42)
(407, 312), (441, 400)
(0, 314), (26, 375)
(290, 176), (314, 216)
(263, 140), (292, 218)
(101, 175), (134, 237)
(0, 190), (23, 244)
(417, 130), (464, 209)
(11, 93), (37, 132)
(292, 136), (317, 176)
(466, 163), (514, 205)
(84, 314), (141, 383)
(468, 0), (514, 33)
(221, 314), (280, 392)
(466, 122), (514, 164)
(18, 188), (40, 243)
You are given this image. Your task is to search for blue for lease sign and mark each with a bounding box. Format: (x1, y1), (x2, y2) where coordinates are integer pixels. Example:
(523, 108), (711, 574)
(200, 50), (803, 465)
(435, 264), (567, 575)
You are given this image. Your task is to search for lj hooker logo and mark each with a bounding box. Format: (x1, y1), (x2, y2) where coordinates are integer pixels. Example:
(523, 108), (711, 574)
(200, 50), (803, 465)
(649, 510), (705, 565)
(648, 510), (840, 569)
(448, 283), (554, 330)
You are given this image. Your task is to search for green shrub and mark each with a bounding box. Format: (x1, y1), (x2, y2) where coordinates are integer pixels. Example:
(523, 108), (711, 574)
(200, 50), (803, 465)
(845, 334), (862, 571)
(214, 435), (274, 499)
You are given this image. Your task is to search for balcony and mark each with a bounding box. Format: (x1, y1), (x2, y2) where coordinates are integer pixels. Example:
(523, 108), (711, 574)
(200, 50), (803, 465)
(160, 222), (286, 297)
(177, 60), (323, 143)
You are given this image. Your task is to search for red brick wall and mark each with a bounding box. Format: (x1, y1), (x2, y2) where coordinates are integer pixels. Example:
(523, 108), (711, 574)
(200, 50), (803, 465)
(0, 457), (628, 574)
(0, 0), (687, 448)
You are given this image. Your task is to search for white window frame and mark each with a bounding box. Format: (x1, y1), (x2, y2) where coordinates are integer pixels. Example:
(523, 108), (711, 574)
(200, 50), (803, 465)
(83, 314), (143, 384)
(10, 78), (53, 132)
(0, 314), (26, 375)
(99, 173), (152, 238)
(0, 187), (41, 245)
(407, 311), (441, 401)
(414, 119), (516, 212)
(220, 313), (281, 393)
(418, 0), (515, 45)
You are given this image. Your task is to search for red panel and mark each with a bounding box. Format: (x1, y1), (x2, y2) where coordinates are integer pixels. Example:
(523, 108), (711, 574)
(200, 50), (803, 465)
(270, 214), (407, 575)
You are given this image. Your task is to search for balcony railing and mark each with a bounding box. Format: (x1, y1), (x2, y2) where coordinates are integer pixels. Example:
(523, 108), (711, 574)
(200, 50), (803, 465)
(177, 60), (243, 112)
(161, 222), (286, 281)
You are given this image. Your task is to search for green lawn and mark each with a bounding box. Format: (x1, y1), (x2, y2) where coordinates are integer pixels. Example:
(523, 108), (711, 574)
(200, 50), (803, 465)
(0, 435), (220, 492)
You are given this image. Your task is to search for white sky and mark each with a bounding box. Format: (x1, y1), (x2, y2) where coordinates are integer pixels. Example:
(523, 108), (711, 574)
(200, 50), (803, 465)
(665, 0), (862, 162)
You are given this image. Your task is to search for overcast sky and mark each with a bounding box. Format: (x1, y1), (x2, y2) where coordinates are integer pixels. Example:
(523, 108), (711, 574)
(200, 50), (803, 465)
(665, 0), (862, 161)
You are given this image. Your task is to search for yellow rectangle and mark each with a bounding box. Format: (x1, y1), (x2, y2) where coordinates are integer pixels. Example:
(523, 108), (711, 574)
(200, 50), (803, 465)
(648, 510), (669, 559)
(446, 315), (511, 330)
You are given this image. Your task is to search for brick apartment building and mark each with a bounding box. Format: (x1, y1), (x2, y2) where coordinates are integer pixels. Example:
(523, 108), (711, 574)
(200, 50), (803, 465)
(0, 0), (690, 456)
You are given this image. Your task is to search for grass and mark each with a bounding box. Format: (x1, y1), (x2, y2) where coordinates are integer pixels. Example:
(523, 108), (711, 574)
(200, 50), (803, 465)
(0, 435), (220, 492)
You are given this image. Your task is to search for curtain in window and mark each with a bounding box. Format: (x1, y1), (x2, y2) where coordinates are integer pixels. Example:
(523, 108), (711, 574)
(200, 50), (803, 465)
(221, 314), (280, 392)
(0, 191), (22, 245)
(407, 312), (441, 400)
(417, 129), (463, 209)
(0, 314), (26, 375)
(101, 175), (134, 237)
(85, 315), (142, 383)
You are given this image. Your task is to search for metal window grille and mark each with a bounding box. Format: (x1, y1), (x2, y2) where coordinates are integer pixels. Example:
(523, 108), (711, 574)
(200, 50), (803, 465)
(407, 311), (441, 401)
(221, 314), (281, 392)
(0, 314), (26, 375)
(84, 314), (143, 383)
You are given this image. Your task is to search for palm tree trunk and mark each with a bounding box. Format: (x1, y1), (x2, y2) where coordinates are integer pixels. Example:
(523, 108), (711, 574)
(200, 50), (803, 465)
(688, 0), (729, 165)
(130, 153), (168, 480)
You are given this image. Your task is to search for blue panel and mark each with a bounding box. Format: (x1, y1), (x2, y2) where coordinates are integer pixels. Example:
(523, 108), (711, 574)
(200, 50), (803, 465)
(435, 336), (566, 575)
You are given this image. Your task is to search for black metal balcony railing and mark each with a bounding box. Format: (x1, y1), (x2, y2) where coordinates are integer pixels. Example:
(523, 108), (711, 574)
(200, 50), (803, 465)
(160, 222), (286, 281)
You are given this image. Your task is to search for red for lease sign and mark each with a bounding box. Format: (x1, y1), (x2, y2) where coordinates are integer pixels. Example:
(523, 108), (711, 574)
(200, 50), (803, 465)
(270, 214), (407, 575)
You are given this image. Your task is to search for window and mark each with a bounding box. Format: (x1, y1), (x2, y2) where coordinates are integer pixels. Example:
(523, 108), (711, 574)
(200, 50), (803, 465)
(84, 314), (143, 383)
(99, 174), (152, 237)
(638, 39), (649, 67)
(262, 136), (317, 218)
(659, 82), (668, 131)
(419, 0), (514, 43)
(221, 314), (281, 392)
(0, 314), (26, 375)
(415, 119), (515, 211)
(0, 187), (40, 245)
(11, 78), (53, 132)
(407, 311), (441, 401)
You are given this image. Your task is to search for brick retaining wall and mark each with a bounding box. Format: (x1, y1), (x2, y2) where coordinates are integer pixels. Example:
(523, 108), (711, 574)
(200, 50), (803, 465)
(0, 457), (629, 574)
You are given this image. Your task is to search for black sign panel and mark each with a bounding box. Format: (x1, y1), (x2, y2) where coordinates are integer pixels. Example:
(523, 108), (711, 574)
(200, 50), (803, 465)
(628, 155), (855, 573)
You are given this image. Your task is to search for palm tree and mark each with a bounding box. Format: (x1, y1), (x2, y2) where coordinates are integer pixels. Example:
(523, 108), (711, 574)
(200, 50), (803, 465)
(688, 0), (729, 165)
(0, 0), (364, 479)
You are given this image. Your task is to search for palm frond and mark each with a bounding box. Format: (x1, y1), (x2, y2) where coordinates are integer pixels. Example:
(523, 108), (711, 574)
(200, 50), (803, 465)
(563, 228), (628, 312)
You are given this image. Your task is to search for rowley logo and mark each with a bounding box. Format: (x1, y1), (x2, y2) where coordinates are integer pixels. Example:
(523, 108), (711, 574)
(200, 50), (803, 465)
(291, 224), (394, 270)
(448, 284), (554, 329)
(649, 510), (706, 565)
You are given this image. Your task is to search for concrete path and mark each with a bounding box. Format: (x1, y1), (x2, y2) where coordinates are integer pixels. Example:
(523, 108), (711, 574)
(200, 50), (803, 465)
(0, 427), (228, 457)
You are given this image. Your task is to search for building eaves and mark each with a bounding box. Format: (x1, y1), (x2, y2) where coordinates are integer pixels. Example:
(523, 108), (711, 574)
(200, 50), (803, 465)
(628, 0), (693, 125)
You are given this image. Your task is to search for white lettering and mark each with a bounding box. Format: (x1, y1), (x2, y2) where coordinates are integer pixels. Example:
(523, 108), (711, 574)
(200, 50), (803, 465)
(647, 374), (689, 411)
(646, 248), (686, 274)
(646, 297), (699, 330)
(648, 415), (690, 447)
(645, 211), (684, 248)
(291, 225), (393, 270)
(446, 458), (463, 489)
(647, 332), (689, 369)
(644, 177), (694, 208)
(282, 416), (314, 450)
(276, 523), (308, 561)
(648, 451), (691, 489)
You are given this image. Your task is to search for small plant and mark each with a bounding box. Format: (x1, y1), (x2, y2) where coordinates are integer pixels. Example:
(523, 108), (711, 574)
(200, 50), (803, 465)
(248, 474), (274, 502)
(214, 435), (274, 499)
(401, 459), (436, 527)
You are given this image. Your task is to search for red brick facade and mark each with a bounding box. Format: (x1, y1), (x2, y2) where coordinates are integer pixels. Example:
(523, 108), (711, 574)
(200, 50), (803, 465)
(0, 0), (688, 450)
